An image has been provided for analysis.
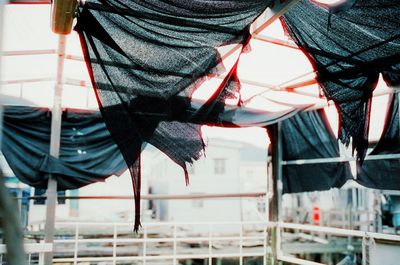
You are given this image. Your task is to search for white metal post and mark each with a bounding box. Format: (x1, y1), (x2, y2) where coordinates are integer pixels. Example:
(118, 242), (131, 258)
(208, 224), (212, 265)
(143, 225), (147, 265)
(239, 223), (243, 265)
(173, 224), (177, 265)
(44, 35), (67, 265)
(112, 224), (117, 265)
(263, 226), (267, 265)
(73, 223), (79, 265)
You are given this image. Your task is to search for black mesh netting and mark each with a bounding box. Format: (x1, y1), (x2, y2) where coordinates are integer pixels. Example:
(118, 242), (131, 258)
(268, 110), (352, 193)
(75, 0), (274, 230)
(74, 0), (400, 230)
(357, 93), (400, 190)
(282, 0), (400, 161)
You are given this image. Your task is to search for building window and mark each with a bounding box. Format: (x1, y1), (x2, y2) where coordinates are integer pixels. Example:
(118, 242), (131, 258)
(214, 158), (226, 175)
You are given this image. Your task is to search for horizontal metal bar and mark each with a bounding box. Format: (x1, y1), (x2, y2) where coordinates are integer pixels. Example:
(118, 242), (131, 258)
(283, 153), (400, 165)
(0, 243), (52, 254)
(283, 242), (361, 255)
(253, 34), (299, 50)
(282, 78), (318, 91)
(0, 77), (54, 84)
(16, 192), (267, 201)
(281, 222), (400, 242)
(65, 54), (84, 61)
(54, 221), (270, 227)
(278, 255), (325, 265)
(53, 252), (267, 263)
(54, 235), (266, 244)
(381, 190), (400, 196)
(220, 0), (300, 61)
(64, 78), (92, 87)
(3, 49), (56, 56)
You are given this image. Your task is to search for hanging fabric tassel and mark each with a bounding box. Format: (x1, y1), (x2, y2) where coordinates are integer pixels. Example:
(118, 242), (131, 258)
(131, 153), (142, 232)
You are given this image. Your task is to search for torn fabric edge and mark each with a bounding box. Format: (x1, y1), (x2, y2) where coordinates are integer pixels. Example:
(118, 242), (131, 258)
(281, 0), (400, 162)
(75, 0), (273, 231)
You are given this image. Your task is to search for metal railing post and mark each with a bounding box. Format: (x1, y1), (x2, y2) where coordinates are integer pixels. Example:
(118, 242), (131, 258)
(43, 34), (67, 265)
(239, 223), (243, 265)
(208, 224), (212, 265)
(263, 226), (267, 265)
(73, 223), (79, 265)
(143, 225), (147, 265)
(173, 224), (177, 265)
(112, 224), (117, 265)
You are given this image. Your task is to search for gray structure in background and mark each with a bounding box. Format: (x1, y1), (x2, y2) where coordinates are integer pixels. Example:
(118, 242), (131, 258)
(149, 138), (268, 232)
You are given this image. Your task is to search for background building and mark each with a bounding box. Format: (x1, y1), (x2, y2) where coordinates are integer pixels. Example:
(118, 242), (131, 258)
(148, 138), (268, 233)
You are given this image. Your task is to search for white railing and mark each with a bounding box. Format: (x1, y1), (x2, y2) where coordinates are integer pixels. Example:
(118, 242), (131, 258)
(0, 243), (52, 265)
(277, 222), (400, 265)
(51, 221), (269, 265)
(2, 220), (400, 265)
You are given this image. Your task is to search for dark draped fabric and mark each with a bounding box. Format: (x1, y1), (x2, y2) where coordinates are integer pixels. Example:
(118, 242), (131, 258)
(75, 0), (273, 230)
(282, 0), (400, 161)
(190, 100), (306, 128)
(268, 110), (352, 193)
(1, 106), (127, 190)
(357, 94), (400, 190)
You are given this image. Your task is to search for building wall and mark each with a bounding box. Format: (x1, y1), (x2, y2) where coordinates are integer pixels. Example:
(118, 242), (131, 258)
(75, 149), (152, 222)
(240, 161), (268, 222)
(149, 139), (265, 232)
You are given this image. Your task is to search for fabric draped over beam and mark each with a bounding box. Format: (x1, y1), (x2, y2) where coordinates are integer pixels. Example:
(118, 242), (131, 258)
(1, 106), (127, 190)
(75, 0), (275, 230)
(267, 110), (352, 193)
(282, 0), (400, 161)
(358, 93), (400, 190)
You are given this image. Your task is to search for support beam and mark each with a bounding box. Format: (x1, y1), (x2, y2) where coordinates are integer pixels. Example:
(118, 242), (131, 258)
(283, 153), (400, 166)
(3, 49), (56, 56)
(277, 70), (317, 89)
(251, 0), (300, 36)
(281, 222), (400, 242)
(282, 78), (318, 91)
(253, 34), (299, 50)
(220, 0), (301, 60)
(269, 122), (283, 265)
(21, 192), (268, 201)
(0, 77), (54, 85)
(43, 35), (66, 265)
